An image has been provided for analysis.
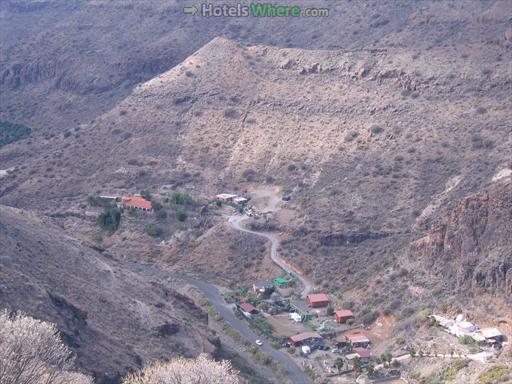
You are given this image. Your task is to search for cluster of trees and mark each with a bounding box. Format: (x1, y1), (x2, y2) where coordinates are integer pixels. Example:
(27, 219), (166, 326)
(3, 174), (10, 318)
(0, 121), (32, 148)
(1, 311), (242, 384)
(97, 207), (121, 232)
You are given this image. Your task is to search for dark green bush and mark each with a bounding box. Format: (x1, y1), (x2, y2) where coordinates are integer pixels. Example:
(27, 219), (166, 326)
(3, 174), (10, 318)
(0, 121), (32, 148)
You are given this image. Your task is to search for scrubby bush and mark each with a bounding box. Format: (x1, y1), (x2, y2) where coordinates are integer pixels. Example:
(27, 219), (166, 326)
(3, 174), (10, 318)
(170, 192), (194, 206)
(0, 311), (93, 384)
(97, 207), (121, 232)
(0, 121), (32, 148)
(123, 354), (241, 384)
(370, 125), (384, 135)
(175, 211), (187, 222)
(478, 365), (510, 384)
(146, 224), (163, 237)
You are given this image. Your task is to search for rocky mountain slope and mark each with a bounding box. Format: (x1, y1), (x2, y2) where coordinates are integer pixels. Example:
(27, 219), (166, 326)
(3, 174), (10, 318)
(0, 204), (218, 383)
(1, 0), (511, 133)
(411, 177), (512, 303)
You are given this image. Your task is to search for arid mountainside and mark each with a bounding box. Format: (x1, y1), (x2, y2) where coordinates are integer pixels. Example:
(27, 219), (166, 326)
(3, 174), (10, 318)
(411, 177), (512, 302)
(0, 29), (510, 309)
(0, 204), (218, 383)
(1, 0), (511, 133)
(0, 1), (512, 381)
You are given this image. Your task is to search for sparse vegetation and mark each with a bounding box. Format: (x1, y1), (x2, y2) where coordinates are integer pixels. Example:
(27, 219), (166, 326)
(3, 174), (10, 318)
(146, 224), (163, 237)
(175, 211), (187, 222)
(478, 365), (510, 384)
(170, 192), (194, 206)
(0, 121), (32, 148)
(97, 207), (121, 232)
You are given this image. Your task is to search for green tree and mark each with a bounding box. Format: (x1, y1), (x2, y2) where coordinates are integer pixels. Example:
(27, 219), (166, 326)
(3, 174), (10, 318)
(352, 357), (363, 374)
(367, 362), (375, 376)
(170, 192), (194, 205)
(333, 358), (344, 373)
(97, 208), (121, 232)
(140, 190), (151, 200)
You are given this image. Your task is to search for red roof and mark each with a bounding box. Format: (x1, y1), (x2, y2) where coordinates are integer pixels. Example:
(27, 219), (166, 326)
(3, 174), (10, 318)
(307, 293), (329, 303)
(335, 309), (354, 318)
(122, 196), (152, 210)
(289, 332), (321, 343)
(239, 303), (256, 313)
(353, 347), (371, 358)
(345, 332), (370, 343)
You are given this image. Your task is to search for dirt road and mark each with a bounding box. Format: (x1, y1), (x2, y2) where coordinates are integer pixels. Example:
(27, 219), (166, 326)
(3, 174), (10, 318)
(227, 186), (313, 298)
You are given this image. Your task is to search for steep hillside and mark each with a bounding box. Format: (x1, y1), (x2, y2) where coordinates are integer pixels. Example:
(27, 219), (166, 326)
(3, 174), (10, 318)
(0, 31), (510, 300)
(0, 204), (218, 383)
(1, 0), (511, 134)
(411, 177), (512, 304)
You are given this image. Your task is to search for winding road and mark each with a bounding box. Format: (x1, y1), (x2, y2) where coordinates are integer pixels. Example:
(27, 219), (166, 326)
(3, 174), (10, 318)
(228, 214), (313, 298)
(123, 262), (312, 384)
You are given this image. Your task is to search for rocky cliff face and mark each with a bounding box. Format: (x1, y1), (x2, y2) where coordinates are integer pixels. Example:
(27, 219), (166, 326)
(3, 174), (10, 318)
(411, 178), (512, 300)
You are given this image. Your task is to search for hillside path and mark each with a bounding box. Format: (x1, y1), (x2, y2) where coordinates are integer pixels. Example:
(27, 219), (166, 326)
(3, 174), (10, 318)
(228, 214), (312, 298)
(226, 187), (312, 298)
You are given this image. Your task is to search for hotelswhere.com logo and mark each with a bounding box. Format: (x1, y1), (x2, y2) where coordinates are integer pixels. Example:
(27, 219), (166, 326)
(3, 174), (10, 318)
(183, 3), (330, 17)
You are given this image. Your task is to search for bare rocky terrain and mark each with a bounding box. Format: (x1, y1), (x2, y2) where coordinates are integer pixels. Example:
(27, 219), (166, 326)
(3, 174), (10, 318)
(1, 0), (512, 383)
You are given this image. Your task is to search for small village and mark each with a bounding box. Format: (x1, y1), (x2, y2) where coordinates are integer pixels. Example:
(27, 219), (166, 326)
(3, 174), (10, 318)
(88, 190), (508, 383)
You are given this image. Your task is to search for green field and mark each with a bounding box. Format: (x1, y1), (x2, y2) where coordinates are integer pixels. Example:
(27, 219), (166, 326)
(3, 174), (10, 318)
(0, 121), (32, 148)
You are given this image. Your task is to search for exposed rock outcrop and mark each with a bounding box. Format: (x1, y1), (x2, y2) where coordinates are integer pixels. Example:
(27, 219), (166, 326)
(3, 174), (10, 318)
(411, 178), (512, 300)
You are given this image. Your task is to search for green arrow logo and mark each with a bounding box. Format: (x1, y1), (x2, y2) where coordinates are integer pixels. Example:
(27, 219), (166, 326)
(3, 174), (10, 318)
(183, 6), (198, 15)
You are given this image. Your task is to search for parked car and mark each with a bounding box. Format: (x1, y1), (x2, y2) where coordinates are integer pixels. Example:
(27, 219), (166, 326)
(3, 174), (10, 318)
(255, 339), (263, 346)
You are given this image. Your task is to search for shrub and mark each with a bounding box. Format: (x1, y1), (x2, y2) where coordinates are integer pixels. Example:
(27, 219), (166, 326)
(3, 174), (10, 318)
(97, 208), (121, 232)
(146, 224), (163, 237)
(360, 310), (379, 325)
(478, 365), (510, 384)
(0, 311), (93, 384)
(170, 192), (194, 206)
(123, 354), (241, 384)
(140, 190), (151, 199)
(224, 109), (239, 119)
(176, 211), (187, 222)
(155, 209), (167, 219)
(458, 335), (474, 345)
(370, 125), (384, 135)
(0, 121), (32, 148)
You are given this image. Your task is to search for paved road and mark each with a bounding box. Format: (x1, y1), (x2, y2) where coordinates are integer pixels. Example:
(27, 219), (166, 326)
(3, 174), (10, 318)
(123, 260), (312, 384)
(228, 214), (313, 298)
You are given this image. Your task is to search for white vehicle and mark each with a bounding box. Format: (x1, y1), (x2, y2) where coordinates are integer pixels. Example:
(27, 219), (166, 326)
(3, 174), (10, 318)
(255, 339), (263, 346)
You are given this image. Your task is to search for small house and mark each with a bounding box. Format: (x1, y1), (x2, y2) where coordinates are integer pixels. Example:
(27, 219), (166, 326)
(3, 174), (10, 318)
(344, 332), (371, 348)
(122, 196), (153, 211)
(238, 303), (258, 319)
(334, 309), (354, 323)
(252, 280), (274, 298)
(306, 293), (329, 308)
(215, 193), (237, 202)
(289, 332), (322, 347)
(479, 328), (504, 345)
(290, 300), (315, 321)
(352, 347), (371, 363)
(233, 197), (248, 206)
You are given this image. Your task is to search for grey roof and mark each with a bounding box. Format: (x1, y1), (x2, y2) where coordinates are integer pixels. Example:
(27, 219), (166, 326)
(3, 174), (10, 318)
(254, 280), (273, 288)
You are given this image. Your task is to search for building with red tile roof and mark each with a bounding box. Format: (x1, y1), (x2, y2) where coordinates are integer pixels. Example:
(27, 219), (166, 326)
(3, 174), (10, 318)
(334, 309), (354, 323)
(306, 293), (329, 308)
(289, 332), (322, 346)
(122, 196), (153, 211)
